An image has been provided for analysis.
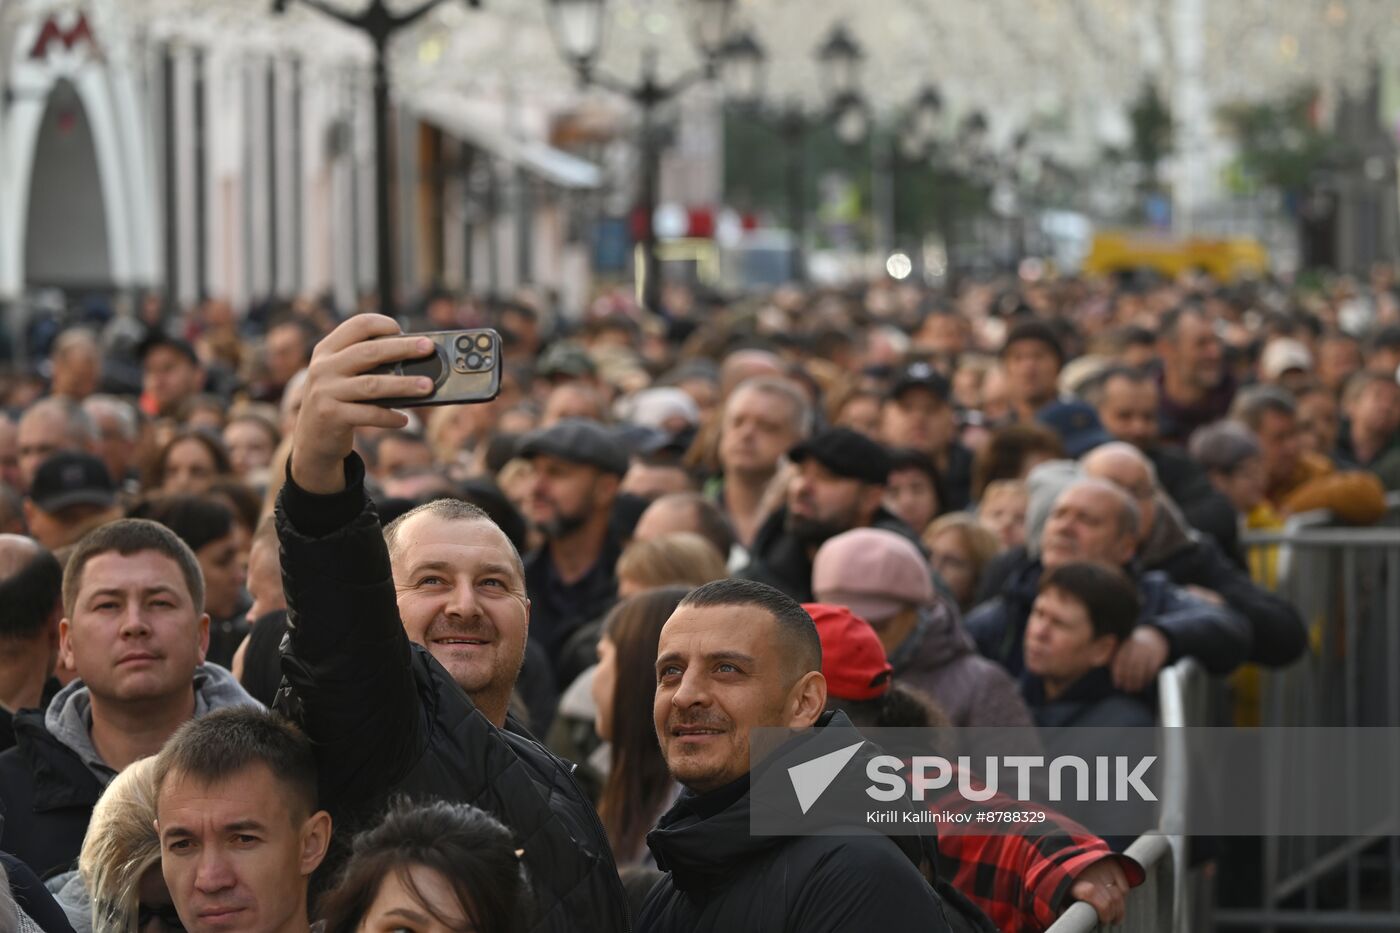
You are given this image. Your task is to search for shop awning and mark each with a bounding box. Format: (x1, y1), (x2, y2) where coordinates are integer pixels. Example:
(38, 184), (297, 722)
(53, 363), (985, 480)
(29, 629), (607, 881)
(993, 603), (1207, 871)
(406, 90), (601, 191)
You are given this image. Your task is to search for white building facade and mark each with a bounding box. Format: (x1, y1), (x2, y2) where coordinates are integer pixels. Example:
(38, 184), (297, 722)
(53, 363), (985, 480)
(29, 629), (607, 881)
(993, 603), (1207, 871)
(0, 0), (600, 315)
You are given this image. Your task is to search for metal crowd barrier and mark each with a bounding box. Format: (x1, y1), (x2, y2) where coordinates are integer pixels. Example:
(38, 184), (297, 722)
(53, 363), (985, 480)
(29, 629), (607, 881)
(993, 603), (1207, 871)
(1043, 659), (1202, 933)
(1212, 513), (1400, 932)
(1047, 835), (1177, 933)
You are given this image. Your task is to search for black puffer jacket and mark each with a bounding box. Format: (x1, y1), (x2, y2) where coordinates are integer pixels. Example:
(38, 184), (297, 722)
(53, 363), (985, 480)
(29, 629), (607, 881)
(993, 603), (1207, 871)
(275, 455), (630, 933)
(638, 711), (963, 933)
(1144, 533), (1306, 668)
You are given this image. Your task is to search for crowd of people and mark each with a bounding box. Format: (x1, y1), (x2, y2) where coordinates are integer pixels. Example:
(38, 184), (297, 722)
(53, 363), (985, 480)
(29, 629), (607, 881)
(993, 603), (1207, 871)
(0, 265), (1395, 931)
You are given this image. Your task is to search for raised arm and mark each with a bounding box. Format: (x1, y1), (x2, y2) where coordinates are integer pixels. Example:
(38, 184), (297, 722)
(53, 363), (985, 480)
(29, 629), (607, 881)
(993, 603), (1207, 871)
(276, 315), (437, 816)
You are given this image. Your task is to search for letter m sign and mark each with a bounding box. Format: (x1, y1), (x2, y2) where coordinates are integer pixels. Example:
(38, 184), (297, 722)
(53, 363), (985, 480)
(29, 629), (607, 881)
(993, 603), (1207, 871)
(29, 13), (99, 61)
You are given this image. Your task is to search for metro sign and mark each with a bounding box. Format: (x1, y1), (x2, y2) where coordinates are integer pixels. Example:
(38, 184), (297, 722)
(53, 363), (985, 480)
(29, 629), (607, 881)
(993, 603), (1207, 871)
(29, 12), (99, 61)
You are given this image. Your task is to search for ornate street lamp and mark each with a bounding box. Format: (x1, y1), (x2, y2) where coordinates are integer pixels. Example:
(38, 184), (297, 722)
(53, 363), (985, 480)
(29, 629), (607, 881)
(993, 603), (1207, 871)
(271, 0), (482, 315)
(545, 0), (738, 312)
(717, 28), (765, 108)
(901, 85), (944, 160)
(815, 22), (863, 102)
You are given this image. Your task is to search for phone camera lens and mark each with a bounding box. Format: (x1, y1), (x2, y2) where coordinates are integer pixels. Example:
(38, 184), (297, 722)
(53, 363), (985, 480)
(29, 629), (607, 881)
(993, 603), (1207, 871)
(455, 335), (475, 354)
(475, 335), (492, 350)
(465, 353), (483, 370)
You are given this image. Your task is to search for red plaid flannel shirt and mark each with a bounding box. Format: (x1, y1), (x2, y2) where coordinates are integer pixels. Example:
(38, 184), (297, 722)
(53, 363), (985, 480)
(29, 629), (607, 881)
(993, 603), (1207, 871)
(930, 770), (1145, 933)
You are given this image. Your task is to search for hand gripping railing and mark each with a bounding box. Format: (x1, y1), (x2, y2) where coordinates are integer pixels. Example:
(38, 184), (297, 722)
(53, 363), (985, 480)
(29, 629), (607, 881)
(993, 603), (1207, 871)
(1043, 659), (1202, 933)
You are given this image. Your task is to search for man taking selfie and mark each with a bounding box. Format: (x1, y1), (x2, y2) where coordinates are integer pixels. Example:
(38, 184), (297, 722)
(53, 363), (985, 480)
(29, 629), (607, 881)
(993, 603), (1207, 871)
(274, 314), (629, 933)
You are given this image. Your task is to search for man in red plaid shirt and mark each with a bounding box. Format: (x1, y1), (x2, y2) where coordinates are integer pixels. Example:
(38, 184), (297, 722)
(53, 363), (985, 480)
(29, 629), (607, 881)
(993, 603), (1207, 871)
(931, 773), (1144, 931)
(806, 602), (1144, 932)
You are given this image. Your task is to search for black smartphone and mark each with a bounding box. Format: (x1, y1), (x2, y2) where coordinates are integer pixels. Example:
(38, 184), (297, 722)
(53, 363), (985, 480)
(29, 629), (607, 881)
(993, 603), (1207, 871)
(370, 328), (502, 408)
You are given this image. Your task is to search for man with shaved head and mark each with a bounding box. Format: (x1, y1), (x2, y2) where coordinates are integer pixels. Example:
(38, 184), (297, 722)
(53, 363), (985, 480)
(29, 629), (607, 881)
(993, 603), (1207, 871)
(1081, 443), (1305, 668)
(966, 478), (1250, 691)
(718, 348), (786, 398)
(0, 536), (63, 751)
(638, 577), (954, 932)
(633, 492), (738, 567)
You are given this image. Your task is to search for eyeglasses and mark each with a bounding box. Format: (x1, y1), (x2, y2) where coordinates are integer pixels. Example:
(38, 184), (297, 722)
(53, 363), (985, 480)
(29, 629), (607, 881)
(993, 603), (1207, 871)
(138, 903), (186, 931)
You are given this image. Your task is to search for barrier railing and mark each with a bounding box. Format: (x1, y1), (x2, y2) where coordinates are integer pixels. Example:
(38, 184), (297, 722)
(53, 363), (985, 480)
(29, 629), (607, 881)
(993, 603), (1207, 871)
(1047, 835), (1176, 933)
(1212, 518), (1400, 931)
(1043, 659), (1202, 933)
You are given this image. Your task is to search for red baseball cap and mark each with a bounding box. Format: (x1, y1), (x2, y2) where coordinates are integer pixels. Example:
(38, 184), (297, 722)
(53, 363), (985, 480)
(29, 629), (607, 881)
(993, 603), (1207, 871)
(802, 603), (893, 702)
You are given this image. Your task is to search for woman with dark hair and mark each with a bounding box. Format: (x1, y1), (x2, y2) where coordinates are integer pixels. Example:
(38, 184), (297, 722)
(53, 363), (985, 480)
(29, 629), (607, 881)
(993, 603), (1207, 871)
(884, 447), (947, 536)
(318, 798), (531, 933)
(970, 423), (1062, 502)
(591, 586), (690, 867)
(145, 429), (233, 495)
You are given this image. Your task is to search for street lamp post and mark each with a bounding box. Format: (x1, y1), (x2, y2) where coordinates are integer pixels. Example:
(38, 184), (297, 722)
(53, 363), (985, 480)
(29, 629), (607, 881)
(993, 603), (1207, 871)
(271, 0), (480, 316)
(717, 29), (819, 283)
(546, 0), (736, 313)
(829, 75), (960, 281)
(892, 86), (945, 276)
(716, 24), (867, 284)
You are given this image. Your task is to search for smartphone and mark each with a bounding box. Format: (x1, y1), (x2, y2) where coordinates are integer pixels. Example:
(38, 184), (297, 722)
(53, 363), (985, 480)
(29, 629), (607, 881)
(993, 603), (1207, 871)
(370, 328), (502, 408)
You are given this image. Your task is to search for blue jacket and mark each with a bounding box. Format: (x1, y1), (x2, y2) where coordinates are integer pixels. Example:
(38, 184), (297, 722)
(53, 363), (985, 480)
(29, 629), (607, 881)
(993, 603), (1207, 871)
(965, 558), (1251, 682)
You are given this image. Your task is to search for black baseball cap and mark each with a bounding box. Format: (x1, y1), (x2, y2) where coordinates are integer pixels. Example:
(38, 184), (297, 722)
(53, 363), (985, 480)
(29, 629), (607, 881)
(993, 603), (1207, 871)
(137, 331), (199, 366)
(517, 419), (630, 476)
(887, 361), (951, 404)
(29, 452), (116, 513)
(788, 428), (893, 485)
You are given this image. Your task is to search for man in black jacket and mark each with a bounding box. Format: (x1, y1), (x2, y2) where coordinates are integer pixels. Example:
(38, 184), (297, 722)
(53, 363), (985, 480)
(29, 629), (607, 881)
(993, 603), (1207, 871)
(639, 577), (954, 933)
(878, 362), (973, 510)
(275, 314), (629, 933)
(1086, 366), (1241, 558)
(0, 519), (257, 878)
(1081, 442), (1306, 668)
(516, 419), (628, 668)
(739, 428), (920, 602)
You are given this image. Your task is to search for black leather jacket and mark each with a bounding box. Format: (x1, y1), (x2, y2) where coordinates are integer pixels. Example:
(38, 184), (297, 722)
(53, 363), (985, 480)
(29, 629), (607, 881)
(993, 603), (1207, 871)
(275, 454), (630, 933)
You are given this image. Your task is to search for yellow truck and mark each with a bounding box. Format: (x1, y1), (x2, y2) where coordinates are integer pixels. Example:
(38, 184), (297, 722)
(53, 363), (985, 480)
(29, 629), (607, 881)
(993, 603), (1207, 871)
(1083, 229), (1269, 282)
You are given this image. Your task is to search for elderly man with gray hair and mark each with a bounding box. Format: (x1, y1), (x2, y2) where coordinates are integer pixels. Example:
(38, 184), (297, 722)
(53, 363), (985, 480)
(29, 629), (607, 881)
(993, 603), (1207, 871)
(965, 477), (1251, 692)
(15, 397), (98, 493)
(82, 395), (141, 493)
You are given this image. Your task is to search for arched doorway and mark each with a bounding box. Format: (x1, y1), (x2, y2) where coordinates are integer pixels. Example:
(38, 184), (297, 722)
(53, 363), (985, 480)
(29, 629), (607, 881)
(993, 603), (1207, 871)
(23, 78), (111, 289)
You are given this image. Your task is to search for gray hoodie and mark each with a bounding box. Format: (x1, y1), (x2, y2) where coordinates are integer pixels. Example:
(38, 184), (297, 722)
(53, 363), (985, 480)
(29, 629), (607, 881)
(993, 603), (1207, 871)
(44, 663), (260, 784)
